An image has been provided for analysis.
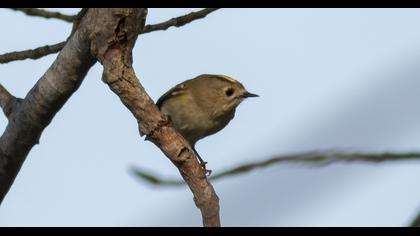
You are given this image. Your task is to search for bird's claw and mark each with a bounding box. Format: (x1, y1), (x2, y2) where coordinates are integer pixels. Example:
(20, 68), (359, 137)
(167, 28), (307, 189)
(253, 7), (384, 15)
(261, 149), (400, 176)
(205, 168), (212, 176)
(199, 161), (212, 177)
(200, 161), (208, 168)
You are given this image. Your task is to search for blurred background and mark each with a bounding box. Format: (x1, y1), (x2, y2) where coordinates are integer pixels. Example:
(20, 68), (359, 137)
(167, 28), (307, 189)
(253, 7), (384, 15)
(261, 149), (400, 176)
(1, 8), (420, 226)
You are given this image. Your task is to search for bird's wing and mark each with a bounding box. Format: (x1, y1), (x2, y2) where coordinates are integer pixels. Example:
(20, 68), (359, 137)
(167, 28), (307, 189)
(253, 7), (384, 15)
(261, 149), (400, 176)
(156, 82), (187, 109)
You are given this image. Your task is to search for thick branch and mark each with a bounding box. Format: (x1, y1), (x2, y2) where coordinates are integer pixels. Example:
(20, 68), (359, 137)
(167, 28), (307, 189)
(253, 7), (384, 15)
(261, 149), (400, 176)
(0, 8), (220, 64)
(9, 8), (76, 22)
(91, 8), (220, 227)
(0, 9), (103, 204)
(131, 151), (420, 186)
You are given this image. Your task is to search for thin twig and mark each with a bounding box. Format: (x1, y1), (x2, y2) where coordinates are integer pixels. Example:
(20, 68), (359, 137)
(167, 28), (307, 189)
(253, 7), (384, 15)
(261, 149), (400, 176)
(142, 8), (220, 33)
(9, 8), (76, 22)
(131, 151), (420, 186)
(0, 8), (220, 64)
(0, 42), (66, 64)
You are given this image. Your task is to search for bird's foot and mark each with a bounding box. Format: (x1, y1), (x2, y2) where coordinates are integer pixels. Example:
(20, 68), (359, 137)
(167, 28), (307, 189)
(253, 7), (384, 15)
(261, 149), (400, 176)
(200, 161), (212, 177)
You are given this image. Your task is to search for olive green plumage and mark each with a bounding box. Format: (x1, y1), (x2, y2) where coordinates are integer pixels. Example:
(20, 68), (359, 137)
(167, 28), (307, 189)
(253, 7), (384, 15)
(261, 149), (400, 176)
(157, 74), (258, 173)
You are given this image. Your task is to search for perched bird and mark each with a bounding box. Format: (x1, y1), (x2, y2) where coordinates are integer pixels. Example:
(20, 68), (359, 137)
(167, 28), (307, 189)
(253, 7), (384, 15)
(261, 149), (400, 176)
(157, 74), (258, 175)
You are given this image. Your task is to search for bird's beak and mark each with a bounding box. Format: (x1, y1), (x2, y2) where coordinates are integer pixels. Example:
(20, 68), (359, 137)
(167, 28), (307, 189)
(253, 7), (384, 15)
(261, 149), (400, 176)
(242, 91), (259, 98)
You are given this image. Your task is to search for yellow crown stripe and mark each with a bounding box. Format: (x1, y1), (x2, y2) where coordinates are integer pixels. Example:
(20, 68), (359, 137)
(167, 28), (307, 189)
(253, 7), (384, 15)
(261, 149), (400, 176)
(217, 75), (237, 83)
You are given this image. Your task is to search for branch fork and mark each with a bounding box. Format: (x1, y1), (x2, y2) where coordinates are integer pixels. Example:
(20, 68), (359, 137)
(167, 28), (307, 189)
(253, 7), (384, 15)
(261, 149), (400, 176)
(0, 8), (221, 227)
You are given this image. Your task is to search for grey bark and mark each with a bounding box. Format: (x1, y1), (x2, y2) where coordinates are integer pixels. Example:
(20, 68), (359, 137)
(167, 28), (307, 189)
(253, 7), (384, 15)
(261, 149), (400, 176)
(0, 8), (99, 203)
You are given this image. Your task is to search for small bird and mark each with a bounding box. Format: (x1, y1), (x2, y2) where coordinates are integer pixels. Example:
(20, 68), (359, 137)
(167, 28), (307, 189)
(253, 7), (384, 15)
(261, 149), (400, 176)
(157, 74), (258, 175)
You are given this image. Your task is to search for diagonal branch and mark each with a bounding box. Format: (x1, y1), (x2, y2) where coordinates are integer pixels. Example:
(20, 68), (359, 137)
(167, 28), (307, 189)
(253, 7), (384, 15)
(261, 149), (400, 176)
(1, 7), (221, 227)
(91, 8), (220, 227)
(9, 8), (76, 22)
(131, 151), (420, 186)
(0, 8), (103, 205)
(0, 8), (220, 64)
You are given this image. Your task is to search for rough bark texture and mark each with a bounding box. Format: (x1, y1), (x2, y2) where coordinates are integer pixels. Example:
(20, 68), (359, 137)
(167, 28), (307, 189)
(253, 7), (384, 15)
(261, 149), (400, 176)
(91, 8), (221, 227)
(0, 8), (220, 227)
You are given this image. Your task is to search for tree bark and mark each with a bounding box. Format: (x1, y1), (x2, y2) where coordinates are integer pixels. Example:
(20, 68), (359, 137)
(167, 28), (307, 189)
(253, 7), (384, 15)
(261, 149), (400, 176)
(90, 8), (221, 227)
(0, 8), (105, 204)
(0, 8), (221, 227)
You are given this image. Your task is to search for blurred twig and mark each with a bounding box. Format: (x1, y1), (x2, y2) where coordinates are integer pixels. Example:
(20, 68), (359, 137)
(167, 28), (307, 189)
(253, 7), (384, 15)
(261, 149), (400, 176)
(0, 8), (220, 64)
(410, 211), (420, 227)
(131, 151), (420, 187)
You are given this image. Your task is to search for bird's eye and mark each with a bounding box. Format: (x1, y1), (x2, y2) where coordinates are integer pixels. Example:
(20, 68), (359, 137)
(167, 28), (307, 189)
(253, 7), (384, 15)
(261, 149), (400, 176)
(225, 87), (234, 97)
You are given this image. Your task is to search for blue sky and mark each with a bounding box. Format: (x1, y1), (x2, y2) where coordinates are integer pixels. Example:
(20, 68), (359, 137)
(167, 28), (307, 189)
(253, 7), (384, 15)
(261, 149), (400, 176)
(1, 8), (420, 226)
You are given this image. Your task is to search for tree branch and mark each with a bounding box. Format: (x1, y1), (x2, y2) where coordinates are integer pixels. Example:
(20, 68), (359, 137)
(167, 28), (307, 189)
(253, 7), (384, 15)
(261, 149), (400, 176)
(0, 8), (102, 205)
(91, 8), (220, 227)
(142, 8), (220, 33)
(0, 8), (220, 64)
(0, 84), (20, 118)
(0, 42), (66, 64)
(9, 8), (76, 22)
(1, 7), (221, 227)
(131, 151), (420, 186)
